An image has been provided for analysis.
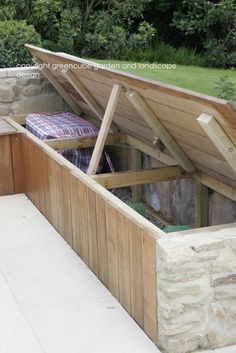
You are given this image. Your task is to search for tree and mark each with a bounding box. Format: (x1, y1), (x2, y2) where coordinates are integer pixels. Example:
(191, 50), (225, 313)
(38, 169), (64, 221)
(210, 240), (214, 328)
(172, 0), (236, 67)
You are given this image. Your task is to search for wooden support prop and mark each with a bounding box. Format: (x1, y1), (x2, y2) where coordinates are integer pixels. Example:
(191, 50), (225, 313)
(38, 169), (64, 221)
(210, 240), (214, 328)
(61, 69), (104, 121)
(197, 114), (236, 174)
(92, 166), (187, 189)
(193, 172), (236, 202)
(131, 147), (142, 202)
(195, 180), (209, 228)
(125, 90), (195, 173)
(45, 133), (125, 150)
(33, 57), (82, 115)
(126, 134), (177, 166)
(61, 69), (118, 132)
(87, 84), (122, 175)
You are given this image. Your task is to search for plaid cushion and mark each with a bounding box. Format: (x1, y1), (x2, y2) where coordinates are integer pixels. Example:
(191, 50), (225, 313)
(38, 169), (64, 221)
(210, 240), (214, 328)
(26, 112), (114, 173)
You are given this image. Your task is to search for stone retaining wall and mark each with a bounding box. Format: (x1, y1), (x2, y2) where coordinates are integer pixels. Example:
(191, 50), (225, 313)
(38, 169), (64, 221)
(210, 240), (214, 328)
(157, 225), (236, 353)
(0, 66), (67, 116)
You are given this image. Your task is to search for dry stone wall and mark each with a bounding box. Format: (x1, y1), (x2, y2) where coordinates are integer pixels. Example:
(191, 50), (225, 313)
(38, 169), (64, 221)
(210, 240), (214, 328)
(0, 67), (67, 116)
(157, 226), (236, 353)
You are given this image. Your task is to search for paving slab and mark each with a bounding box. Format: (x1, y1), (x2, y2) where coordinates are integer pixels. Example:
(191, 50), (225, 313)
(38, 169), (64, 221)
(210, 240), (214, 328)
(0, 194), (160, 353)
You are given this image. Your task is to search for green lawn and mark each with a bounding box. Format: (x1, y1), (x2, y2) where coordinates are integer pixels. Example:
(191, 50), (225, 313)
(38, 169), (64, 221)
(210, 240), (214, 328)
(93, 59), (236, 98)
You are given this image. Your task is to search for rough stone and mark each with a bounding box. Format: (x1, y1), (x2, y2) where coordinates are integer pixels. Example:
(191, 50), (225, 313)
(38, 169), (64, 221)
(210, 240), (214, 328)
(0, 85), (14, 102)
(214, 285), (236, 300)
(191, 239), (224, 253)
(0, 103), (11, 115)
(163, 284), (203, 299)
(12, 93), (65, 114)
(160, 269), (205, 283)
(211, 273), (236, 287)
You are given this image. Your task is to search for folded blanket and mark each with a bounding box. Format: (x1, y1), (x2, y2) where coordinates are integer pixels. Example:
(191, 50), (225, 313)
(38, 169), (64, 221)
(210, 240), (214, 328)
(26, 112), (114, 173)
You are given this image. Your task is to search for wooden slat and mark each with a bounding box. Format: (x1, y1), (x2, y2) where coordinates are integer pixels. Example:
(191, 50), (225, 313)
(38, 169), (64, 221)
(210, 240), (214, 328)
(70, 174), (81, 255)
(131, 147), (142, 202)
(142, 233), (158, 342)
(33, 57), (82, 115)
(126, 134), (177, 166)
(126, 90), (196, 173)
(92, 166), (187, 189)
(193, 172), (236, 202)
(195, 180), (209, 228)
(62, 69), (104, 120)
(0, 135), (14, 195)
(96, 195), (109, 286)
(197, 114), (236, 174)
(87, 188), (99, 275)
(87, 84), (122, 175)
(61, 168), (73, 246)
(10, 134), (25, 193)
(117, 212), (131, 313)
(45, 133), (125, 150)
(106, 203), (119, 297)
(129, 220), (144, 327)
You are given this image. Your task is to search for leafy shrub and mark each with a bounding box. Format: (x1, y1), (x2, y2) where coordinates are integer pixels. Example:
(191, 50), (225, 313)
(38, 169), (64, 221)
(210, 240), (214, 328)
(0, 20), (41, 68)
(214, 76), (235, 100)
(123, 42), (206, 66)
(84, 19), (155, 59)
(204, 39), (236, 68)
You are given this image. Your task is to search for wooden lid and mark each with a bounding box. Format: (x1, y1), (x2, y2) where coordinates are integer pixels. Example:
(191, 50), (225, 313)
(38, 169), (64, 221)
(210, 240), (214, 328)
(25, 44), (236, 187)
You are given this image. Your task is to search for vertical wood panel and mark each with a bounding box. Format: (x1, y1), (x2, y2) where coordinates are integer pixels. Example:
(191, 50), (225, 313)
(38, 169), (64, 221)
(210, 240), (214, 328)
(142, 234), (158, 343)
(0, 135), (14, 195)
(21, 136), (33, 198)
(10, 134), (25, 193)
(117, 212), (131, 313)
(70, 174), (81, 255)
(106, 203), (119, 297)
(129, 221), (144, 327)
(75, 179), (90, 266)
(62, 168), (73, 246)
(87, 188), (99, 275)
(96, 195), (109, 286)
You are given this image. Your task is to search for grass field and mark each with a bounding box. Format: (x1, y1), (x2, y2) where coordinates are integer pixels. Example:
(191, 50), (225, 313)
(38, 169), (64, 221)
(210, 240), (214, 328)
(93, 59), (236, 99)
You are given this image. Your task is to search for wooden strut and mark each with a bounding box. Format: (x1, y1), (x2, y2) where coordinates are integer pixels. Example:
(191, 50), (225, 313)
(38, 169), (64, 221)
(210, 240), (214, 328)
(61, 69), (119, 132)
(33, 57), (82, 116)
(45, 133), (125, 150)
(125, 90), (196, 173)
(92, 166), (187, 189)
(197, 113), (236, 175)
(87, 83), (122, 175)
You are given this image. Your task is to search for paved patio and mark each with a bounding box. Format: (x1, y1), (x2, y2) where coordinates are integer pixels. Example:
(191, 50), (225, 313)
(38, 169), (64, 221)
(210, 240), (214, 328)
(0, 194), (235, 353)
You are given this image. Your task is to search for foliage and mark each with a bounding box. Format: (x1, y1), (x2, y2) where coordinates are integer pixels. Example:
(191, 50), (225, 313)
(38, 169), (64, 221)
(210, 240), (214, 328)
(214, 76), (235, 100)
(0, 20), (41, 67)
(173, 0), (236, 67)
(123, 42), (205, 66)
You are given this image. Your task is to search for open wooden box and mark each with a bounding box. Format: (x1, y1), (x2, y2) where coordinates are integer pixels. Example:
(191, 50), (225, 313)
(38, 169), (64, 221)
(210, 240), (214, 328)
(1, 45), (236, 352)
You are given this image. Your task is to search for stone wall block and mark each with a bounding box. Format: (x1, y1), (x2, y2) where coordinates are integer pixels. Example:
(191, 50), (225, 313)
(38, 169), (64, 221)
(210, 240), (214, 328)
(0, 85), (14, 102)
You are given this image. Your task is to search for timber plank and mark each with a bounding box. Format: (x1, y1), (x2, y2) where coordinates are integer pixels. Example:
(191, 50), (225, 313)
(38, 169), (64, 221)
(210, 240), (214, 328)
(106, 202), (119, 298)
(0, 135), (14, 195)
(142, 233), (158, 343)
(117, 212), (131, 313)
(96, 195), (109, 286)
(10, 134), (24, 193)
(129, 220), (144, 328)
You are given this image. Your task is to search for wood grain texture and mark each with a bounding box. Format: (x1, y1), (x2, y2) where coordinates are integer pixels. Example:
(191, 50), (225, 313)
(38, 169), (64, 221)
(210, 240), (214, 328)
(18, 130), (160, 345)
(24, 44), (236, 185)
(0, 135), (14, 195)
(10, 134), (25, 193)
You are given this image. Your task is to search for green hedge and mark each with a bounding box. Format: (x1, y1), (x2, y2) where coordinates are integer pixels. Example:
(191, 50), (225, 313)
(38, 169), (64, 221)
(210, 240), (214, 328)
(0, 20), (41, 68)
